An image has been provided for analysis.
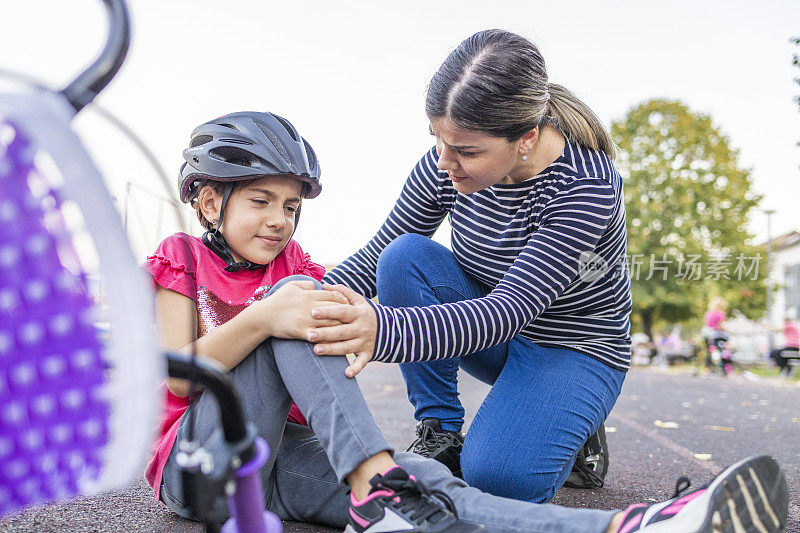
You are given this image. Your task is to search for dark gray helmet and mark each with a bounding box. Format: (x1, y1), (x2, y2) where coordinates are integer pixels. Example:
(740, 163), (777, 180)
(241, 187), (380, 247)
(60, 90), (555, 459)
(179, 111), (321, 203)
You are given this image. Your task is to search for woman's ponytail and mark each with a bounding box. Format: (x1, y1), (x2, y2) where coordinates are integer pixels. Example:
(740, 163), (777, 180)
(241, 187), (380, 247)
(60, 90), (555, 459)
(544, 83), (617, 159)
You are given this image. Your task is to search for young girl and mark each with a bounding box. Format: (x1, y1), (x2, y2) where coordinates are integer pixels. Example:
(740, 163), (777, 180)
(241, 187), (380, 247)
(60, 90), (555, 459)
(144, 111), (788, 533)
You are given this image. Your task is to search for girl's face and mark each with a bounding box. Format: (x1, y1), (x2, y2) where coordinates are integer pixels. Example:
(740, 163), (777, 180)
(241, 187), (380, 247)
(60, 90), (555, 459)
(203, 175), (303, 265)
(429, 116), (535, 194)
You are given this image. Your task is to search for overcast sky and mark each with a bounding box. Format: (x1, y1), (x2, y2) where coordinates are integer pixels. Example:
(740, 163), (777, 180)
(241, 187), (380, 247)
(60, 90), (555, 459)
(2, 0), (799, 264)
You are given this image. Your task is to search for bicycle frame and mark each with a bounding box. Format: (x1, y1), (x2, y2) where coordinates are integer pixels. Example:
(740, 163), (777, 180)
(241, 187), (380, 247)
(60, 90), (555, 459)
(167, 353), (281, 533)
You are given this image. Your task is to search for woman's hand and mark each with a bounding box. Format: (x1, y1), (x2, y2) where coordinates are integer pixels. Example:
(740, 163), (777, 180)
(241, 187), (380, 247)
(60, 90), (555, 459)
(308, 284), (377, 378)
(257, 280), (348, 340)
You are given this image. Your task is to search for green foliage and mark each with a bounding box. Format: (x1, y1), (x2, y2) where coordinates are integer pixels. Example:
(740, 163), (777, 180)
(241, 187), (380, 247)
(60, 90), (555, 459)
(611, 100), (767, 337)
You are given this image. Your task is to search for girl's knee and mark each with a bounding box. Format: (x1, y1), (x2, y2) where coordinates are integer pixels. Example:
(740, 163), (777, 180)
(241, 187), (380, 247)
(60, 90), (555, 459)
(270, 274), (322, 294)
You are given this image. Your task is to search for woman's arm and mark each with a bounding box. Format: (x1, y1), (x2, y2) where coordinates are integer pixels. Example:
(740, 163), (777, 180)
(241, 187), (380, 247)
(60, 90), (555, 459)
(156, 280), (346, 396)
(312, 176), (619, 369)
(322, 148), (449, 296)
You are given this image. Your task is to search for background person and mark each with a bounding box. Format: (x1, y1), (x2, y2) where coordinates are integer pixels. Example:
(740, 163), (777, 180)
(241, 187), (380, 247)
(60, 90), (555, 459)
(702, 297), (729, 372)
(769, 311), (800, 375)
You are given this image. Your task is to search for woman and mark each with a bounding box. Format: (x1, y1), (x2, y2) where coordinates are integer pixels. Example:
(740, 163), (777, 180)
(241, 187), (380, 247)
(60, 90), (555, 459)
(311, 29), (632, 503)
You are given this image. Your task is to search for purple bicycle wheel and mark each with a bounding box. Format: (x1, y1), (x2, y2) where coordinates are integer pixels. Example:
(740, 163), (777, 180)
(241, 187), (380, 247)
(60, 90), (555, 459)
(0, 92), (161, 516)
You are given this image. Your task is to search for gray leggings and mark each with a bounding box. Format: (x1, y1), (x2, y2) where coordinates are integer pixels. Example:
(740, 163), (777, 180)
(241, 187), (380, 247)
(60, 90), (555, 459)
(160, 276), (617, 532)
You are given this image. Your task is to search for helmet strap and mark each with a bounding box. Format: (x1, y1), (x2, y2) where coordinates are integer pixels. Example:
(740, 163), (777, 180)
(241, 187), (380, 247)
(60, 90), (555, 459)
(215, 183), (234, 232)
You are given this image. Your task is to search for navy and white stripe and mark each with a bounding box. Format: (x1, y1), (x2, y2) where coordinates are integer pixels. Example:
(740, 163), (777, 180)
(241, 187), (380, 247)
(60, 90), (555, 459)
(324, 139), (633, 370)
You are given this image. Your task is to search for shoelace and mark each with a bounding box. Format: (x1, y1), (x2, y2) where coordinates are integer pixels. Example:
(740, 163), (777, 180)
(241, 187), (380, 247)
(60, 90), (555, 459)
(671, 476), (692, 499)
(374, 476), (458, 524)
(410, 424), (454, 457)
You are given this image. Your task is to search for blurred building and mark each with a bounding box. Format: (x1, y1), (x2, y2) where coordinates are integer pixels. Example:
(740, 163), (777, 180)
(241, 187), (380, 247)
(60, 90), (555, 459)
(765, 230), (800, 324)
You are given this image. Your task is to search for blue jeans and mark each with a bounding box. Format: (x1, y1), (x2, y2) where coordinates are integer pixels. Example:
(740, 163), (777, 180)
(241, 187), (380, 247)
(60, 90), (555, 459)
(377, 234), (626, 503)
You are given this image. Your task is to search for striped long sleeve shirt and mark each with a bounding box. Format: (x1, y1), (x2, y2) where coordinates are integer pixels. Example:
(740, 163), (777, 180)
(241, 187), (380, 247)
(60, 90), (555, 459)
(323, 139), (633, 371)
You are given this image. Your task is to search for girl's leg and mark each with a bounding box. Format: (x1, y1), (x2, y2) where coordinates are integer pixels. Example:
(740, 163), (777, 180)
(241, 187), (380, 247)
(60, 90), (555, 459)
(394, 452), (616, 533)
(460, 340), (625, 503)
(161, 275), (393, 518)
(265, 423), (350, 528)
(377, 233), (502, 432)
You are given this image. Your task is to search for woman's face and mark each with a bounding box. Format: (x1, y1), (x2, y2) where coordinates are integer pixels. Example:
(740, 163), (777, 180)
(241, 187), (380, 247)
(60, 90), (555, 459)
(429, 116), (531, 194)
(204, 175), (303, 265)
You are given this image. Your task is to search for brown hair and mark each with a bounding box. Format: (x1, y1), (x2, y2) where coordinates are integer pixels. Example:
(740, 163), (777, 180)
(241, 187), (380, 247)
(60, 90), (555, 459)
(425, 29), (616, 159)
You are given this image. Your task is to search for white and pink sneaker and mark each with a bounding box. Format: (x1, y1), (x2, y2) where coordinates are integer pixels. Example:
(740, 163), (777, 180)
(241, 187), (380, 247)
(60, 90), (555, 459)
(615, 455), (788, 532)
(346, 466), (483, 533)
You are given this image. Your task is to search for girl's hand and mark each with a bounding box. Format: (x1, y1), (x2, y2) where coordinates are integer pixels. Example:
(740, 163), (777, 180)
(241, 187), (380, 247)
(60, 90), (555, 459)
(308, 284), (377, 378)
(259, 280), (348, 340)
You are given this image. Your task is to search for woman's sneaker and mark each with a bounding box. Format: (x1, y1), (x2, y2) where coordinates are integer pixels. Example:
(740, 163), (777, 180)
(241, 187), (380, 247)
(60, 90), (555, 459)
(346, 466), (483, 533)
(615, 455), (788, 532)
(406, 418), (465, 478)
(565, 425), (609, 489)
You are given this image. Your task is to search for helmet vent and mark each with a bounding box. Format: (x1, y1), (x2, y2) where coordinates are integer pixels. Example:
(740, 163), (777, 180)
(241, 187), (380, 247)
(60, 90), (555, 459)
(302, 138), (317, 170)
(190, 135), (213, 147)
(271, 114), (299, 142)
(217, 123), (240, 131)
(220, 138), (254, 146)
(209, 146), (257, 167)
(254, 120), (291, 165)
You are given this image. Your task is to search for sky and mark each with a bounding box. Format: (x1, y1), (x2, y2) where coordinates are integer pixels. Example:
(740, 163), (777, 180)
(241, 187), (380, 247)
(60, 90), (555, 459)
(1, 0), (799, 265)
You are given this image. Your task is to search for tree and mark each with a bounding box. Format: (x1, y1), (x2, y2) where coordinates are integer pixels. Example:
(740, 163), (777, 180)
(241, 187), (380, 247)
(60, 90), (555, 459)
(611, 100), (767, 339)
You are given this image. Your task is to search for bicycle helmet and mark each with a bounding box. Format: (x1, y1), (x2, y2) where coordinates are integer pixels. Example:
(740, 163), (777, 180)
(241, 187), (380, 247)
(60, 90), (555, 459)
(179, 111), (321, 203)
(178, 111), (321, 271)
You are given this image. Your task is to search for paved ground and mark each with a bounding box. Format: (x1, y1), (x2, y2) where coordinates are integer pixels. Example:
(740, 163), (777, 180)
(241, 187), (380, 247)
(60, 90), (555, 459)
(2, 365), (798, 532)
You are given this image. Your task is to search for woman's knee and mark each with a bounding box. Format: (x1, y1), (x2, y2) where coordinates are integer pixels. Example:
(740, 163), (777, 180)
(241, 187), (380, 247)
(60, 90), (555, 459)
(460, 443), (562, 503)
(376, 233), (433, 277)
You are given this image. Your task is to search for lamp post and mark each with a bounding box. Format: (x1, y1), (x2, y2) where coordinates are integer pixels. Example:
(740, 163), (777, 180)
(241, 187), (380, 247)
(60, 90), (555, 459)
(763, 209), (776, 353)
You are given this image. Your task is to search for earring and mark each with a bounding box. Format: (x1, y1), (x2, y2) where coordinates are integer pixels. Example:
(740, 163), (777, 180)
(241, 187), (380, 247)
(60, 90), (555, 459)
(522, 147), (531, 161)
(211, 218), (218, 225)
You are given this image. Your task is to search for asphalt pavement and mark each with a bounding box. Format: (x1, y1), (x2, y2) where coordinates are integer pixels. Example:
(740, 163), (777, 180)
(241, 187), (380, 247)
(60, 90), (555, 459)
(2, 365), (798, 532)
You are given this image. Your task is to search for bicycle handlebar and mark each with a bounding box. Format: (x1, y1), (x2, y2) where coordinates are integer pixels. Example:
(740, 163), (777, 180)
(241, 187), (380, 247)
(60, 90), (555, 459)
(166, 352), (250, 446)
(60, 0), (130, 113)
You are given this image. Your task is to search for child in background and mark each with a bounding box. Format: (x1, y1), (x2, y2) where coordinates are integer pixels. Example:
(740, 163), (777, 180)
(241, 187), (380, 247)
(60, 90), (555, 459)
(144, 111), (788, 533)
(702, 297), (729, 371)
(770, 310), (800, 375)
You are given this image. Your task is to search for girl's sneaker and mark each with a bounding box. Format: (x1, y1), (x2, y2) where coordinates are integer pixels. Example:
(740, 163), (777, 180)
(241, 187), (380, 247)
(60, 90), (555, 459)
(345, 466), (483, 533)
(615, 455), (788, 532)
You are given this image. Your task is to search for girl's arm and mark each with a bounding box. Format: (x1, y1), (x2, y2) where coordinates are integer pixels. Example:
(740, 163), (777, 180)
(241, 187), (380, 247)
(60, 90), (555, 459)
(156, 280), (347, 397)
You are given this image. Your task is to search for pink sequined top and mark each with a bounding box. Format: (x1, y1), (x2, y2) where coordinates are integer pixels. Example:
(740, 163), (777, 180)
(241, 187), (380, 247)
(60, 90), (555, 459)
(142, 232), (326, 497)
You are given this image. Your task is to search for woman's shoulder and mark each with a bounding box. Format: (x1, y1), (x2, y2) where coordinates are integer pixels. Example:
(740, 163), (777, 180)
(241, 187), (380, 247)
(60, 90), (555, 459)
(557, 138), (620, 185)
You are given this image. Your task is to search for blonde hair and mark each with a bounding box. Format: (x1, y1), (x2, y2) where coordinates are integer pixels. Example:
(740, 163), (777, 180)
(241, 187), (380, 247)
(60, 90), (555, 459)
(425, 29), (616, 159)
(709, 297), (727, 311)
